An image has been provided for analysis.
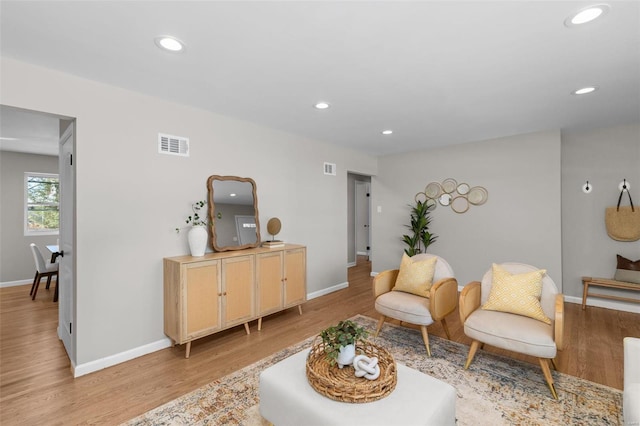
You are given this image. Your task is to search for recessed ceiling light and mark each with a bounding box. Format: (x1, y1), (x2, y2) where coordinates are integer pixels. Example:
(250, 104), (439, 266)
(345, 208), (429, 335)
(230, 193), (237, 197)
(572, 86), (598, 95)
(381, 130), (393, 135)
(565, 4), (610, 27)
(314, 102), (330, 110)
(154, 36), (185, 52)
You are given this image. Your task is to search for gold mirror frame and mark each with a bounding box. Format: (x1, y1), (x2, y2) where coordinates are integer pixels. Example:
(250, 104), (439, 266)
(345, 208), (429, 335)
(207, 175), (261, 252)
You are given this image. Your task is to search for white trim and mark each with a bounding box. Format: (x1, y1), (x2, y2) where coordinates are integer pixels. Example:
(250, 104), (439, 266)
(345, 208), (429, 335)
(426, 281), (640, 314)
(60, 284), (639, 379)
(307, 282), (349, 300)
(564, 295), (640, 314)
(347, 262), (356, 268)
(0, 279), (33, 288)
(72, 338), (173, 378)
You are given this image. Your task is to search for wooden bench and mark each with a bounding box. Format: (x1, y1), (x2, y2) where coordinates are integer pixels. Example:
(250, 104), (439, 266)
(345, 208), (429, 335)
(581, 277), (640, 309)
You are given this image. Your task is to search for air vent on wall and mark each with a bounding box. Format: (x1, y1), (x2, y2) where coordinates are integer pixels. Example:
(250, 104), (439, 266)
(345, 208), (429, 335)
(158, 133), (189, 157)
(324, 162), (336, 176)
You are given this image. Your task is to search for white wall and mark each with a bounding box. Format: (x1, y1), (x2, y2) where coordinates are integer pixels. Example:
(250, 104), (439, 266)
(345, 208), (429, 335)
(0, 58), (377, 367)
(562, 124), (640, 306)
(371, 131), (563, 290)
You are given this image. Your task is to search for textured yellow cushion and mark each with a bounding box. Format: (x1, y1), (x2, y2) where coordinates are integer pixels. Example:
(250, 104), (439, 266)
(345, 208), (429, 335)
(482, 264), (551, 324)
(392, 254), (437, 298)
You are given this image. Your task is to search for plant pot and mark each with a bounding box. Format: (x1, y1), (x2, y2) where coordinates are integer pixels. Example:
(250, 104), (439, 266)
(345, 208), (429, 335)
(337, 344), (356, 369)
(188, 225), (207, 257)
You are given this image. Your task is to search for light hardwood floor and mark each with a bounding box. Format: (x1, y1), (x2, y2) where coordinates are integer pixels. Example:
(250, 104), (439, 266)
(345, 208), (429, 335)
(2, 257), (639, 425)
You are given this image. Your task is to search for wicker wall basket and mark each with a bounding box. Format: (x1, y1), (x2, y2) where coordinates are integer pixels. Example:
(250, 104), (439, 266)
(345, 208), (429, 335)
(306, 338), (397, 403)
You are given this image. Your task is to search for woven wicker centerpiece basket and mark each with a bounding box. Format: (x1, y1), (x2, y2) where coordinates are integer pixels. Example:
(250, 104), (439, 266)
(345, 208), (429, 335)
(306, 338), (397, 403)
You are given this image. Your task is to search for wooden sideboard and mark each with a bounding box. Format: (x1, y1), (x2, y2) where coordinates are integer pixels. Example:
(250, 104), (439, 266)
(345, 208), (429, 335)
(164, 244), (306, 358)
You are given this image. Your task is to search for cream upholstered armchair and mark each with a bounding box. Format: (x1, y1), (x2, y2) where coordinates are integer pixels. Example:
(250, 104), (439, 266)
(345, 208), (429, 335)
(373, 253), (458, 356)
(459, 263), (564, 399)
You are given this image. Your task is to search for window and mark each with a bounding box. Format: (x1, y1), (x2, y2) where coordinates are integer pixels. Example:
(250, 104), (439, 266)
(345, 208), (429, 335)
(25, 172), (59, 235)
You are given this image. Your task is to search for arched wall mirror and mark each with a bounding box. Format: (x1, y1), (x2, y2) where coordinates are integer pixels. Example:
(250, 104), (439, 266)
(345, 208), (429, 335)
(207, 175), (261, 252)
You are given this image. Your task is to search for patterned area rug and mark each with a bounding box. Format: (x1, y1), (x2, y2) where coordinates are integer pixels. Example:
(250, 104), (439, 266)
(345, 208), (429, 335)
(125, 315), (623, 425)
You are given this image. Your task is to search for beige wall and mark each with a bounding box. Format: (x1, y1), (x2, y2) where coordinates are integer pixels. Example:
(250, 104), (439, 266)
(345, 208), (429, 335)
(1, 58), (378, 366)
(562, 124), (640, 306)
(371, 130), (563, 291)
(0, 151), (59, 283)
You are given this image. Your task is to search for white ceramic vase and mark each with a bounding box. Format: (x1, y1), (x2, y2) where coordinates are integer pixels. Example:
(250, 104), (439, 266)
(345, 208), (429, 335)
(188, 225), (207, 257)
(337, 344), (356, 369)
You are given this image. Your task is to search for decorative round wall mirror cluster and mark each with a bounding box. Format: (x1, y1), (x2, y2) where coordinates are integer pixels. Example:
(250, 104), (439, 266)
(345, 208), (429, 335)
(415, 178), (488, 214)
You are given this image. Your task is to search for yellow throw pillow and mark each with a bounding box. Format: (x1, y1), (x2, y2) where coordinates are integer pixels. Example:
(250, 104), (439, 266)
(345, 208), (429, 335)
(392, 253), (437, 298)
(482, 263), (551, 324)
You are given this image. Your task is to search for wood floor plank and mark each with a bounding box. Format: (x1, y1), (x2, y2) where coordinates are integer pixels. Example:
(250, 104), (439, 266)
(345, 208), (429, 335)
(1, 256), (638, 425)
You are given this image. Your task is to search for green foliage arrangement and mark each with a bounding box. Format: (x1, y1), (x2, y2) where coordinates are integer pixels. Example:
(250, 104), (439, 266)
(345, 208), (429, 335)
(320, 320), (369, 365)
(175, 200), (207, 233)
(402, 200), (437, 256)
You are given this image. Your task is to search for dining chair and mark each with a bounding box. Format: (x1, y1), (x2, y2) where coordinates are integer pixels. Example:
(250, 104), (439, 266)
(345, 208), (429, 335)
(29, 243), (59, 301)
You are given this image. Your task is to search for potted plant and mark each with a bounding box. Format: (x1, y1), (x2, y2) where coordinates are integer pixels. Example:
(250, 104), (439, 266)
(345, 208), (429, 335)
(320, 320), (368, 368)
(176, 200), (208, 256)
(402, 200), (437, 256)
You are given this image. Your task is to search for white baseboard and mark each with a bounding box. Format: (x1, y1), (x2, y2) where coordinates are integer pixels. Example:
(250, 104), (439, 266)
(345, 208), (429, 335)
(0, 279), (33, 288)
(73, 282), (348, 377)
(564, 295), (640, 314)
(72, 337), (173, 378)
(307, 281), (349, 300)
(347, 261), (356, 268)
(49, 279), (640, 379)
(448, 284), (640, 315)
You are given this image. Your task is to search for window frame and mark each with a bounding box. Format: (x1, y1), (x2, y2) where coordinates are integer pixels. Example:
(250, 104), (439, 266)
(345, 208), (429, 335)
(24, 172), (60, 236)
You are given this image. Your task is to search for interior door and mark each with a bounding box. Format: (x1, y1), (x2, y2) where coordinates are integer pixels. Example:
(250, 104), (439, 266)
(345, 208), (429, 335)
(355, 181), (370, 258)
(58, 122), (75, 362)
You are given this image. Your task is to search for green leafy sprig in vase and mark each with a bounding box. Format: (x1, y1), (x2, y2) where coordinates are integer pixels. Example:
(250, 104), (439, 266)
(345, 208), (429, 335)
(175, 200), (207, 233)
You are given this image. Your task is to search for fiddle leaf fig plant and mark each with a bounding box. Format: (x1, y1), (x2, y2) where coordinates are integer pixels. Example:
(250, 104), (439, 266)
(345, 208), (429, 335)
(320, 320), (368, 365)
(402, 200), (437, 256)
(175, 200), (207, 233)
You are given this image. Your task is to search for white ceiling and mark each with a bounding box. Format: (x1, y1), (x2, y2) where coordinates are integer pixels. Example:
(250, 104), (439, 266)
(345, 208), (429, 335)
(0, 105), (60, 156)
(1, 1), (638, 157)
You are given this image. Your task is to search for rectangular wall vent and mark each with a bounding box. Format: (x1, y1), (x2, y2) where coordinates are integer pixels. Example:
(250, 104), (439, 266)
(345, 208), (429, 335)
(324, 162), (336, 176)
(158, 133), (189, 157)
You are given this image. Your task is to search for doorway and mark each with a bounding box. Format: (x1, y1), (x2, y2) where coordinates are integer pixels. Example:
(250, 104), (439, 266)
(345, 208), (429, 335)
(355, 181), (370, 259)
(0, 105), (76, 365)
(347, 173), (371, 267)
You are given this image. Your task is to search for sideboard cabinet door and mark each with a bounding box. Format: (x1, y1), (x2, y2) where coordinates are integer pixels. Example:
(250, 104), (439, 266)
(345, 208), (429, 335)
(256, 251), (284, 317)
(184, 261), (222, 340)
(284, 247), (306, 308)
(222, 255), (255, 327)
